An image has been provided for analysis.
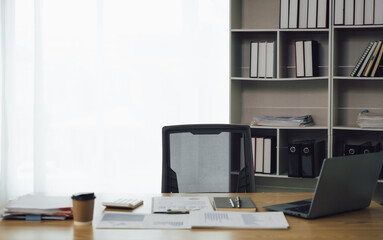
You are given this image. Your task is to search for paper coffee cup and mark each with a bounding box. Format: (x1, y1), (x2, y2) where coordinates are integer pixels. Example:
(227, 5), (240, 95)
(71, 192), (96, 226)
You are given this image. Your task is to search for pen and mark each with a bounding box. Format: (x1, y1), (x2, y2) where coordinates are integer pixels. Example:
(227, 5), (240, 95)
(229, 198), (235, 208)
(166, 208), (200, 214)
(166, 209), (190, 214)
(236, 196), (241, 208)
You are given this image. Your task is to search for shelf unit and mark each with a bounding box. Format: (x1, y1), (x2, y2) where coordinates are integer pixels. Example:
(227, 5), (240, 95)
(230, 0), (383, 192)
(332, 24), (383, 181)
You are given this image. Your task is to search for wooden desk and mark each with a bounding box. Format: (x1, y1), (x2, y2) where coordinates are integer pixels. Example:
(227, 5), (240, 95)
(1, 192), (383, 240)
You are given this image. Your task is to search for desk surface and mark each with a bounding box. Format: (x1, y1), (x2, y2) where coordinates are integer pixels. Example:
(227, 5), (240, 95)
(1, 192), (383, 240)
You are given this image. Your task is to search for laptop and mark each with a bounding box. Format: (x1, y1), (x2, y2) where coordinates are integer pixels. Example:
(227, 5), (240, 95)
(264, 152), (383, 219)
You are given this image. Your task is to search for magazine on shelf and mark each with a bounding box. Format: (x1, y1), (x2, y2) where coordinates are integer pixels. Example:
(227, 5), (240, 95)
(357, 110), (383, 129)
(251, 115), (314, 127)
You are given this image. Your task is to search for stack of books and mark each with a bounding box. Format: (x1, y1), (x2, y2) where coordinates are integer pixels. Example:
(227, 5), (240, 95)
(357, 110), (383, 128)
(251, 115), (314, 127)
(1, 194), (73, 221)
(350, 40), (383, 77)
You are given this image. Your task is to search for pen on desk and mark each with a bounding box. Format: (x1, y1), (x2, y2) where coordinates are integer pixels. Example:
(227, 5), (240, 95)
(166, 208), (200, 214)
(229, 198), (235, 208)
(236, 196), (241, 208)
(166, 209), (189, 214)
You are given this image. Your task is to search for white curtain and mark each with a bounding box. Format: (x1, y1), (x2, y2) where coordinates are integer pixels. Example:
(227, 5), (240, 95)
(0, 0), (229, 205)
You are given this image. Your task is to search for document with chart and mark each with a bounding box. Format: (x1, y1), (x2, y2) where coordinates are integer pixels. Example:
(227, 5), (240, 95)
(97, 211), (289, 230)
(151, 196), (214, 213)
(97, 212), (190, 229)
(189, 211), (289, 229)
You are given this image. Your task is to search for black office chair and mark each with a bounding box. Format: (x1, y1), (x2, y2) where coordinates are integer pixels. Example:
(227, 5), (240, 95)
(162, 124), (255, 193)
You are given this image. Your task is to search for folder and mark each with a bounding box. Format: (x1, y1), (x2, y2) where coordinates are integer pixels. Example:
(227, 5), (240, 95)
(354, 0), (364, 25)
(304, 40), (318, 77)
(266, 42), (276, 78)
(360, 142), (374, 154)
(375, 0), (383, 25)
(287, 143), (301, 177)
(295, 41), (305, 77)
(344, 144), (360, 155)
(364, 0), (374, 25)
(307, 0), (318, 28)
(250, 42), (259, 78)
(317, 0), (328, 28)
(255, 137), (264, 173)
(263, 137), (276, 174)
(299, 0), (309, 28)
(258, 42), (267, 78)
(334, 0), (344, 25)
(280, 0), (290, 29)
(252, 137), (256, 172)
(344, 0), (354, 25)
(300, 140), (325, 178)
(289, 0), (299, 28)
(345, 142), (382, 155)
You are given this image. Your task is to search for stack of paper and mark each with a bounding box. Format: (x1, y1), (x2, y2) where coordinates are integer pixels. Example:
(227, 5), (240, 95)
(1, 194), (73, 220)
(357, 111), (383, 129)
(251, 115), (314, 127)
(97, 211), (289, 230)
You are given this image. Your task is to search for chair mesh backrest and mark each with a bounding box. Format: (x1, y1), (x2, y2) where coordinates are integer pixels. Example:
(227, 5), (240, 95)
(169, 131), (231, 193)
(162, 124), (255, 193)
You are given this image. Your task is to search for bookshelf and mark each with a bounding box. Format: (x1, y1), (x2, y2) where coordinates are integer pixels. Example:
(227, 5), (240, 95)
(332, 24), (383, 167)
(230, 0), (383, 193)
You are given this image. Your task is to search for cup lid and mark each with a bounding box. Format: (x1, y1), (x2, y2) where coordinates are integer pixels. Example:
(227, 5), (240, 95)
(71, 192), (96, 201)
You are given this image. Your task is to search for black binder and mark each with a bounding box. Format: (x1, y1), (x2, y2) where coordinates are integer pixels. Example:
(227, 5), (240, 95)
(344, 144), (360, 155)
(344, 142), (382, 155)
(300, 140), (326, 178)
(344, 141), (383, 179)
(360, 142), (374, 154)
(287, 143), (301, 177)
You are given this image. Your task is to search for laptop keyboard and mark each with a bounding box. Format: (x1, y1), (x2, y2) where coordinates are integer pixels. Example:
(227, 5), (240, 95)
(286, 204), (311, 214)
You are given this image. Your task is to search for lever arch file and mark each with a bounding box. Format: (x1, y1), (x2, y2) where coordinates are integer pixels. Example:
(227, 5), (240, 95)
(288, 143), (301, 177)
(300, 140), (325, 178)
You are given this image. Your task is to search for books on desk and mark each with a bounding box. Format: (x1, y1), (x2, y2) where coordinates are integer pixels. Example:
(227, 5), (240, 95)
(1, 194), (73, 221)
